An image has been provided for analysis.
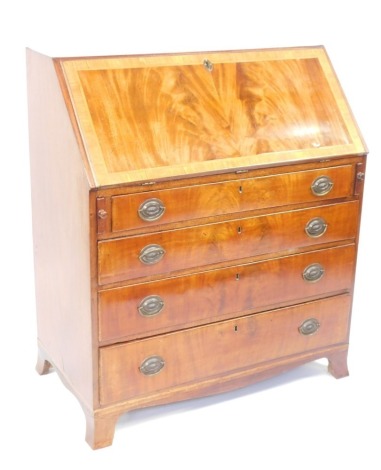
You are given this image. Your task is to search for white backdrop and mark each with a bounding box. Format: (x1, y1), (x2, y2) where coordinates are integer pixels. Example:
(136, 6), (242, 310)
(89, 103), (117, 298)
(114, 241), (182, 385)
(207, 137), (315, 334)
(1, 1), (379, 468)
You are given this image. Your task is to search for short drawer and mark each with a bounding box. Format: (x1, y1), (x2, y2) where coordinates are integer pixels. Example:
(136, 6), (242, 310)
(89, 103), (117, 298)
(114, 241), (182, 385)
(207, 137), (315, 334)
(98, 244), (355, 342)
(98, 201), (359, 285)
(99, 294), (351, 404)
(110, 165), (355, 232)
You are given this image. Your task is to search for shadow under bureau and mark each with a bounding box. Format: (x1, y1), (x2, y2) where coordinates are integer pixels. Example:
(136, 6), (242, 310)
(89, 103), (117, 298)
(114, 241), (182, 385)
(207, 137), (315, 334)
(27, 46), (367, 448)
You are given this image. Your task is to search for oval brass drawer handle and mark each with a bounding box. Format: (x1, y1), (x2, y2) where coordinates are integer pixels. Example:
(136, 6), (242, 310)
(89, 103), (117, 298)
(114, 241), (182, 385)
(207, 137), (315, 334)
(138, 295), (165, 317)
(305, 217), (328, 238)
(302, 263), (325, 282)
(139, 244), (166, 265)
(139, 356), (165, 376)
(138, 198), (166, 222)
(299, 318), (320, 336)
(311, 176), (334, 196)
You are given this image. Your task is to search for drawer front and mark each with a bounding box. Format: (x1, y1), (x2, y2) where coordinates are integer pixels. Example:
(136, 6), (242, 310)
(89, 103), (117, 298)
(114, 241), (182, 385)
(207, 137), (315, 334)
(99, 295), (351, 404)
(111, 165), (355, 232)
(99, 244), (355, 342)
(98, 201), (359, 285)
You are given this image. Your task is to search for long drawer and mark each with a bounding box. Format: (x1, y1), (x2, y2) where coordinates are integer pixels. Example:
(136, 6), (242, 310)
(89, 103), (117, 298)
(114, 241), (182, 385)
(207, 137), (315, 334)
(99, 294), (351, 404)
(98, 244), (355, 342)
(98, 201), (359, 285)
(110, 165), (355, 232)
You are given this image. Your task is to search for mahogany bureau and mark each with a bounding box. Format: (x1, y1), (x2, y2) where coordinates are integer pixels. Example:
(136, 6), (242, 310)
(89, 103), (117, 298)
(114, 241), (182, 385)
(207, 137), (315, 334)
(27, 47), (367, 448)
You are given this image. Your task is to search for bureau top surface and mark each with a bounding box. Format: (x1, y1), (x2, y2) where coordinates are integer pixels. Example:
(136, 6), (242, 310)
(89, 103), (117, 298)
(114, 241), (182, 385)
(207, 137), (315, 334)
(56, 46), (367, 187)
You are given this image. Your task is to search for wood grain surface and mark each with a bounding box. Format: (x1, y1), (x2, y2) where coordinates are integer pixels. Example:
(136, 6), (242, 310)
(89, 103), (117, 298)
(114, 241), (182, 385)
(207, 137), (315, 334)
(99, 294), (351, 404)
(98, 244), (355, 343)
(79, 59), (349, 171)
(110, 164), (356, 233)
(98, 201), (359, 285)
(59, 47), (367, 186)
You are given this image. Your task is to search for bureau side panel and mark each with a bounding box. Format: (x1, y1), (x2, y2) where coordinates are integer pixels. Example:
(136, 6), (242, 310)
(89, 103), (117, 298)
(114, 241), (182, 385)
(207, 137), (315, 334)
(27, 49), (95, 409)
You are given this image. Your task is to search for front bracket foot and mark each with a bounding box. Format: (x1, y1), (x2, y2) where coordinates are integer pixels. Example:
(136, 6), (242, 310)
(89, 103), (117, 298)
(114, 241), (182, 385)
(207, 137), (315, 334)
(84, 409), (120, 449)
(327, 348), (349, 379)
